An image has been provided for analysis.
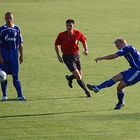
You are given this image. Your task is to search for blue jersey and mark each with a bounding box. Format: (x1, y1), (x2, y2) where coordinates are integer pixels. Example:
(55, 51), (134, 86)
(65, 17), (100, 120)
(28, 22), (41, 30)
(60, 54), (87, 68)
(116, 45), (140, 69)
(0, 24), (23, 61)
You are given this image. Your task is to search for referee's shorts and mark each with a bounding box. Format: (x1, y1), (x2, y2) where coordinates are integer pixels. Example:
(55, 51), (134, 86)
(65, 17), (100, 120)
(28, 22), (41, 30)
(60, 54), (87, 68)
(62, 54), (81, 72)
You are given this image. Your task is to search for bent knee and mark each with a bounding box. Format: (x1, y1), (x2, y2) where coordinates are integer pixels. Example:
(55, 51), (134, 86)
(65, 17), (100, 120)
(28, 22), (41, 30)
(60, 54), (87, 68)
(112, 74), (123, 82)
(72, 70), (82, 80)
(117, 81), (127, 92)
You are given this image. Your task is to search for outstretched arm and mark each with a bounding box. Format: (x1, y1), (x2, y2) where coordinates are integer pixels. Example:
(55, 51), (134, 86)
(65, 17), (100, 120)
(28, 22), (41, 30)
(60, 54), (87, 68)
(95, 54), (119, 62)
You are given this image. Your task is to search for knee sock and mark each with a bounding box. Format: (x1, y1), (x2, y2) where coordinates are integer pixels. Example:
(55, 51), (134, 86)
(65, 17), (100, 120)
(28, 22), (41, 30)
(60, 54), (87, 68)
(97, 79), (116, 90)
(77, 80), (88, 92)
(13, 75), (23, 98)
(117, 91), (125, 105)
(69, 75), (75, 81)
(1, 80), (7, 97)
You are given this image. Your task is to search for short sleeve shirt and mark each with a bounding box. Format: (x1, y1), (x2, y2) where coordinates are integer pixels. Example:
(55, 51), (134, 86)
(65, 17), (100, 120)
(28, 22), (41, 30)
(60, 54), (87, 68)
(55, 30), (86, 54)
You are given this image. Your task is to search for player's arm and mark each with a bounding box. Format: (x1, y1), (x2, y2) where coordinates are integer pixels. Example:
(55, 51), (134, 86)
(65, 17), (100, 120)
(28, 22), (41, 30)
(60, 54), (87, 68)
(18, 28), (24, 64)
(82, 41), (88, 55)
(95, 54), (119, 62)
(18, 43), (23, 64)
(79, 32), (88, 55)
(54, 44), (63, 63)
(54, 34), (63, 63)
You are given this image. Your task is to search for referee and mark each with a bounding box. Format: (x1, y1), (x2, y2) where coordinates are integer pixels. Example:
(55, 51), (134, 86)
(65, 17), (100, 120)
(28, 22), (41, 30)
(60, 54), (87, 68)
(54, 19), (91, 97)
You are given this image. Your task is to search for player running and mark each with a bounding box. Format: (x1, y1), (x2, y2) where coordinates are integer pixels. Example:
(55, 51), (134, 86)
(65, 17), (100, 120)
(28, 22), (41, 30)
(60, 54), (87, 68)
(0, 12), (27, 101)
(87, 38), (140, 109)
(54, 19), (91, 97)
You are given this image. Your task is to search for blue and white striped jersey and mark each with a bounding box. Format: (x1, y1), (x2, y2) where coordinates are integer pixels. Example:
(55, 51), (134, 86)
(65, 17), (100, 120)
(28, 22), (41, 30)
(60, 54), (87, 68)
(116, 45), (140, 69)
(0, 24), (23, 61)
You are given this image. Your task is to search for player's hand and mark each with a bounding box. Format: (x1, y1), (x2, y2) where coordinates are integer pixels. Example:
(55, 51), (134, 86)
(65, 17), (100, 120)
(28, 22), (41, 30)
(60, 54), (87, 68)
(57, 56), (63, 63)
(83, 50), (88, 56)
(19, 55), (23, 64)
(0, 56), (3, 64)
(94, 57), (101, 63)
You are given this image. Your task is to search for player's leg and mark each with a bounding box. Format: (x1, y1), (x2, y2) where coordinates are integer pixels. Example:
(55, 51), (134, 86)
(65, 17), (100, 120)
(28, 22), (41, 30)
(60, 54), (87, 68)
(114, 68), (140, 109)
(0, 63), (8, 101)
(114, 81), (127, 110)
(1, 80), (8, 101)
(74, 58), (91, 97)
(65, 74), (75, 88)
(11, 61), (26, 101)
(87, 73), (123, 93)
(63, 55), (75, 88)
(12, 74), (26, 101)
(12, 74), (22, 97)
(72, 69), (91, 97)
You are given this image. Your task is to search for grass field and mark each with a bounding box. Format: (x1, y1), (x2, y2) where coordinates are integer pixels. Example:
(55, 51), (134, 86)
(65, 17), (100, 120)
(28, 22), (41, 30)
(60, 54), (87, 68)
(0, 0), (140, 139)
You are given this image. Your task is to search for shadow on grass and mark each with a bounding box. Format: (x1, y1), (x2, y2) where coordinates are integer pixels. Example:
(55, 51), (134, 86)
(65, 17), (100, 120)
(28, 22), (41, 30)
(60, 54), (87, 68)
(1, 98), (27, 102)
(0, 110), (91, 119)
(0, 96), (87, 102)
(0, 98), (18, 102)
(33, 96), (88, 101)
(0, 110), (140, 121)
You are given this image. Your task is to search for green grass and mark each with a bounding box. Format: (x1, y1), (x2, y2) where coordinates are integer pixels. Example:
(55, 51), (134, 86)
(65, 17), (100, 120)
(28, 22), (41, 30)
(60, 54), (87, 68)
(0, 0), (140, 139)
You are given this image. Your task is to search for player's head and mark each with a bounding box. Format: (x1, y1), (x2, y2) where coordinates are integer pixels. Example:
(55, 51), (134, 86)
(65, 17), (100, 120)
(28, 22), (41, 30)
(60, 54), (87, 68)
(114, 37), (127, 50)
(66, 19), (75, 31)
(5, 12), (14, 26)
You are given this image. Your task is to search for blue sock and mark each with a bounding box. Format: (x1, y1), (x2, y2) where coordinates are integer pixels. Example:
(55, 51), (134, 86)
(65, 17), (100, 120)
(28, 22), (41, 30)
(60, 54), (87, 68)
(97, 79), (116, 90)
(13, 75), (23, 98)
(1, 80), (8, 97)
(117, 91), (125, 105)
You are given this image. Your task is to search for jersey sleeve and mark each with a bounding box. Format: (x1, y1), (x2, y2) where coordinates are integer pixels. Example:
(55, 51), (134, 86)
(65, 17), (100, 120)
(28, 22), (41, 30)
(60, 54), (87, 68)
(55, 33), (62, 45)
(116, 47), (129, 56)
(79, 32), (86, 44)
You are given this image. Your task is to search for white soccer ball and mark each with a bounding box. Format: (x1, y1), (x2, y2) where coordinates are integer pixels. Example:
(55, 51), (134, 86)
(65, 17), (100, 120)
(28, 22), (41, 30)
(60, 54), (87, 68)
(0, 70), (7, 83)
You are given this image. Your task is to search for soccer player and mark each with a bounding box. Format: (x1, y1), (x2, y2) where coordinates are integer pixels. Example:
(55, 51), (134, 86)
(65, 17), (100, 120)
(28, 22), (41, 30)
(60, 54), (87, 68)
(0, 12), (27, 101)
(87, 37), (140, 109)
(54, 19), (91, 97)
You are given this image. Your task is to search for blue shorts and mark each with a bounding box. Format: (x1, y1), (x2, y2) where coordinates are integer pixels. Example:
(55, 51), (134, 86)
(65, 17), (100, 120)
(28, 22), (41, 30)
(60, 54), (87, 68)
(0, 61), (19, 75)
(121, 68), (140, 86)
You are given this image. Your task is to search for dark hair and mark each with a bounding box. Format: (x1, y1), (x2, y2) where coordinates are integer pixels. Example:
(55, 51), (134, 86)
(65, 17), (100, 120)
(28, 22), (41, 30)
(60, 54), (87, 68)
(66, 19), (75, 24)
(5, 12), (13, 16)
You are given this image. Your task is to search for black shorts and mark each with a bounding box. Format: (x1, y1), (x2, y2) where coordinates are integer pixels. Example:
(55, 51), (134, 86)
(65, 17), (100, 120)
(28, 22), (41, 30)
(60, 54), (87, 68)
(62, 54), (81, 72)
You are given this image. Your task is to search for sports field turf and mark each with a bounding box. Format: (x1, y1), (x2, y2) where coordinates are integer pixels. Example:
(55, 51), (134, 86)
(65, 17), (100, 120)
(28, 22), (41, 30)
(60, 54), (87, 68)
(0, 0), (140, 139)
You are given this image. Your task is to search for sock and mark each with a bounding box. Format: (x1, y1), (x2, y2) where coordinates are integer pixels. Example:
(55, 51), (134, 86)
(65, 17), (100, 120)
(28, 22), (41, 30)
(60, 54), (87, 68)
(1, 80), (8, 97)
(97, 79), (116, 90)
(117, 91), (125, 105)
(68, 75), (75, 81)
(13, 75), (23, 98)
(77, 80), (88, 92)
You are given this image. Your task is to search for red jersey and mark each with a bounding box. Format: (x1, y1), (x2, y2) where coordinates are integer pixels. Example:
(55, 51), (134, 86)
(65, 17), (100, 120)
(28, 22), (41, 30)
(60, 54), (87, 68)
(55, 30), (86, 54)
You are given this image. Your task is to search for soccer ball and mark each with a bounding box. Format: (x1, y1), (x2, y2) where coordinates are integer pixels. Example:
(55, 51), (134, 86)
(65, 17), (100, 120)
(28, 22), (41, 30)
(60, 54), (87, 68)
(0, 70), (7, 83)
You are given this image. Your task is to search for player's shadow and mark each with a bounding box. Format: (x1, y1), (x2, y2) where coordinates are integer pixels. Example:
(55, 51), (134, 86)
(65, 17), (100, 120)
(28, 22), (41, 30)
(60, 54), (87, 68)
(0, 98), (18, 102)
(1, 98), (27, 102)
(0, 110), (91, 119)
(0, 111), (140, 121)
(34, 96), (87, 101)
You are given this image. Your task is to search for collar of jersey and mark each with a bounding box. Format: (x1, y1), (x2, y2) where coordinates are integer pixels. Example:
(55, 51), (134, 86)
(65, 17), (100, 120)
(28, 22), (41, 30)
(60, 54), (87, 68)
(120, 44), (128, 50)
(4, 24), (15, 28)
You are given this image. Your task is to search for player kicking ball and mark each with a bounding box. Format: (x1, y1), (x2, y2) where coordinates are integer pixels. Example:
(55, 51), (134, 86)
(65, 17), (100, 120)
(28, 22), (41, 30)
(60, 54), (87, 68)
(87, 38), (140, 109)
